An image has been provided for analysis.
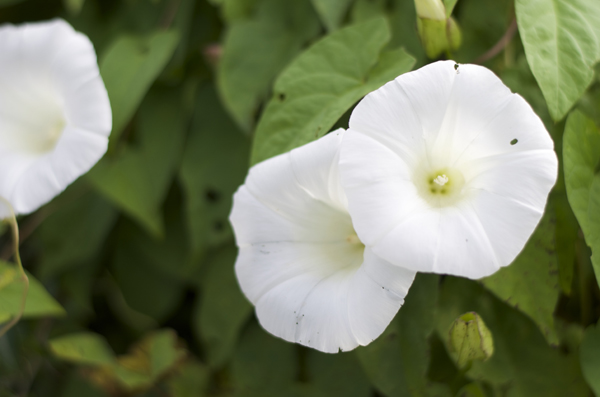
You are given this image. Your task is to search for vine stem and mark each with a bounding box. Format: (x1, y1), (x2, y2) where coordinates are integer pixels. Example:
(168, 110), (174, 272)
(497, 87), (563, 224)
(473, 18), (518, 65)
(0, 201), (29, 337)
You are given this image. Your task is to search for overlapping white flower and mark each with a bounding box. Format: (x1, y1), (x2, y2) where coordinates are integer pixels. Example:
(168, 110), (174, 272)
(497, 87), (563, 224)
(230, 130), (416, 353)
(339, 61), (558, 279)
(0, 19), (111, 214)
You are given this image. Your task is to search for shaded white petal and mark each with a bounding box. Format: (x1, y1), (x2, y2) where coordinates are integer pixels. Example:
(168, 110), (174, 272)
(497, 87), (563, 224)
(348, 60), (456, 167)
(462, 150), (558, 211)
(230, 185), (352, 245)
(340, 129), (427, 246)
(454, 94), (554, 164)
(0, 19), (111, 214)
(231, 133), (353, 244)
(470, 190), (544, 268)
(372, 204), (500, 279)
(9, 126), (107, 214)
(342, 60), (557, 279)
(230, 131), (417, 353)
(235, 242), (416, 353)
(290, 129), (347, 211)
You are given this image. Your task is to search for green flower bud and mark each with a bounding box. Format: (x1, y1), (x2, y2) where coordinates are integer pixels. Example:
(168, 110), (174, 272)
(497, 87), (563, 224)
(448, 312), (494, 369)
(414, 0), (446, 20)
(417, 16), (462, 59)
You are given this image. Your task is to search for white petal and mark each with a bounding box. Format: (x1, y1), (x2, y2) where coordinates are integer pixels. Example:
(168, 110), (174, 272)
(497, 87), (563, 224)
(230, 131), (417, 353)
(230, 185), (353, 245)
(462, 150), (558, 211)
(470, 190), (544, 268)
(454, 94), (553, 164)
(0, 19), (111, 214)
(231, 133), (353, 245)
(9, 126), (107, 214)
(235, 242), (415, 353)
(342, 61), (558, 279)
(340, 129), (427, 246)
(290, 129), (347, 211)
(372, 203), (500, 279)
(348, 60), (456, 167)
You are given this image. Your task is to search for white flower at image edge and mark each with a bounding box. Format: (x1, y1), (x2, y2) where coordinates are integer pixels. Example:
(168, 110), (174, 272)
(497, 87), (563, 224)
(0, 19), (111, 214)
(229, 130), (416, 353)
(340, 61), (558, 279)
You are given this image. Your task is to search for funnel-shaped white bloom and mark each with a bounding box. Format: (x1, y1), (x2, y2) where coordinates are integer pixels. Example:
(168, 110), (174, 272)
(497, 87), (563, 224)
(340, 61), (557, 279)
(0, 19), (111, 214)
(230, 130), (416, 353)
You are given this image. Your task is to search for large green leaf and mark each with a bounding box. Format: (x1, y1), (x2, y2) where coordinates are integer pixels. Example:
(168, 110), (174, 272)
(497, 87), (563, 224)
(88, 88), (188, 237)
(218, 0), (320, 131)
(0, 262), (65, 319)
(563, 111), (600, 286)
(481, 209), (560, 344)
(580, 323), (600, 395)
(437, 277), (589, 396)
(250, 17), (416, 165)
(357, 274), (440, 396)
(231, 320), (298, 395)
(100, 31), (180, 143)
(193, 245), (252, 368)
(515, 0), (600, 121)
(166, 360), (210, 397)
(554, 193), (578, 295)
(112, 222), (185, 322)
(37, 190), (118, 279)
(306, 350), (371, 396)
(49, 332), (116, 367)
(311, 0), (354, 31)
(179, 84), (251, 257)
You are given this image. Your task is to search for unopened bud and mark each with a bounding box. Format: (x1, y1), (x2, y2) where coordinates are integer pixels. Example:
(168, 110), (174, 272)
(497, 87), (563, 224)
(448, 312), (494, 369)
(417, 16), (461, 59)
(414, 0), (446, 20)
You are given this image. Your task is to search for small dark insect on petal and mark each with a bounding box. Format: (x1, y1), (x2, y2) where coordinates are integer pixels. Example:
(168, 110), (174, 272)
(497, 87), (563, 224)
(510, 138), (518, 145)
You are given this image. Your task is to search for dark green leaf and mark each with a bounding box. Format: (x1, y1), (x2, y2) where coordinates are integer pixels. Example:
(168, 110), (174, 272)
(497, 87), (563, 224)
(306, 350), (371, 396)
(37, 191), (118, 279)
(232, 320), (297, 394)
(100, 31), (180, 143)
(554, 193), (578, 295)
(563, 111), (600, 287)
(251, 17), (416, 164)
(179, 84), (251, 257)
(357, 274), (439, 396)
(580, 323), (600, 395)
(218, 0), (320, 131)
(112, 222), (185, 321)
(481, 209), (560, 344)
(437, 277), (589, 396)
(89, 88), (188, 237)
(166, 361), (210, 397)
(194, 245), (252, 368)
(311, 0), (354, 31)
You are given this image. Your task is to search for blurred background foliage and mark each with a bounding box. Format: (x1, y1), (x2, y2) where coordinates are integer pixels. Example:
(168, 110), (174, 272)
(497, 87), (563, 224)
(0, 0), (599, 396)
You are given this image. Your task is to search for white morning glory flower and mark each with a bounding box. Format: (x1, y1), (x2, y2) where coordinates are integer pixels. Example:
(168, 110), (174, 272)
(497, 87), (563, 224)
(0, 19), (111, 214)
(230, 130), (416, 353)
(339, 61), (558, 279)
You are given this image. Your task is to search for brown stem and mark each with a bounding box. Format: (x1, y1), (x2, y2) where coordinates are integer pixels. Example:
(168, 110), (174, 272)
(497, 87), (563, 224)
(473, 18), (518, 65)
(159, 0), (182, 30)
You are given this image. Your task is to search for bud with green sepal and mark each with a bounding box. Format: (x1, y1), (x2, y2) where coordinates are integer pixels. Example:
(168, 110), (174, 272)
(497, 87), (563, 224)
(414, 0), (462, 59)
(448, 312), (494, 370)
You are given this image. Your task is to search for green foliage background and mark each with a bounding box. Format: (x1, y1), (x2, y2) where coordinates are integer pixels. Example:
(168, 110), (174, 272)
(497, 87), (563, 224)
(0, 0), (599, 396)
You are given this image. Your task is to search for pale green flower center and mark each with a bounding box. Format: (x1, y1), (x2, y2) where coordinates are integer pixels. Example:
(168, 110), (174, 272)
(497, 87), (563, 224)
(415, 166), (466, 207)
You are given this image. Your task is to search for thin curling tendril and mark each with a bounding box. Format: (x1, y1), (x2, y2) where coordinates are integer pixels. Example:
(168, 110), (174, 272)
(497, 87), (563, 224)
(0, 198), (28, 337)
